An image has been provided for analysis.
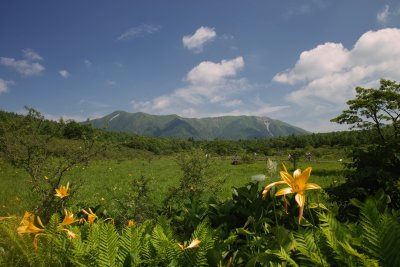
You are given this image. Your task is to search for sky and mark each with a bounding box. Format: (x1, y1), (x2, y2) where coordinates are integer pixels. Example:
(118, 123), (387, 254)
(1, 0), (400, 133)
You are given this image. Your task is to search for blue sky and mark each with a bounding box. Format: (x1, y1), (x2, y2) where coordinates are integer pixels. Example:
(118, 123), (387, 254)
(1, 0), (400, 132)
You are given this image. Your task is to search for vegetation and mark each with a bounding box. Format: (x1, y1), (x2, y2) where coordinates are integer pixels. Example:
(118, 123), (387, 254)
(1, 80), (400, 266)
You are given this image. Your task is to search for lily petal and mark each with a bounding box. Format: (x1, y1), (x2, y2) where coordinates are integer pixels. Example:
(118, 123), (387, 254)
(295, 193), (306, 208)
(262, 181), (286, 199)
(296, 167), (312, 187)
(280, 171), (293, 185)
(304, 182), (321, 190)
(275, 187), (294, 196)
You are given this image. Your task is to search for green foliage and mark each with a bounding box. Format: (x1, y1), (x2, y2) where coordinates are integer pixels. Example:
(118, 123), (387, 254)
(330, 79), (400, 209)
(0, 108), (100, 220)
(164, 149), (218, 209)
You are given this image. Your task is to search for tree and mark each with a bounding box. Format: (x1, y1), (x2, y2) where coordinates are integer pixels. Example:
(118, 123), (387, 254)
(330, 79), (400, 209)
(0, 107), (99, 220)
(331, 79), (400, 143)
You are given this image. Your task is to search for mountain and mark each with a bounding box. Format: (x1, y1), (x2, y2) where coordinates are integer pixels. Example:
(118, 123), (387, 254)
(85, 111), (309, 140)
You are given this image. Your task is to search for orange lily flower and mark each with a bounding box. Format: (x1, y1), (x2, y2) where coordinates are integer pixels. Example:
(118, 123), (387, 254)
(61, 209), (76, 225)
(55, 182), (70, 199)
(178, 238), (201, 250)
(17, 211), (44, 234)
(262, 164), (321, 223)
(82, 208), (96, 223)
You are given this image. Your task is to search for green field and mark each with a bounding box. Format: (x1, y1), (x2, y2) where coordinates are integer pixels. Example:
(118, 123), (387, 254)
(0, 155), (346, 216)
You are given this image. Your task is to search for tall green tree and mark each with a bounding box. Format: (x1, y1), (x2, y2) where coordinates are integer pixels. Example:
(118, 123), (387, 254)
(331, 79), (400, 209)
(331, 79), (400, 142)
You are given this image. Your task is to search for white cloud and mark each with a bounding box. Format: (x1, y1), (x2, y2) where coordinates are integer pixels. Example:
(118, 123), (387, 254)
(182, 26), (217, 53)
(132, 56), (287, 119)
(273, 28), (400, 131)
(0, 78), (15, 94)
(186, 56), (244, 85)
(59, 69), (70, 78)
(1, 58), (45, 76)
(22, 48), (43, 61)
(377, 5), (390, 24)
(132, 57), (249, 115)
(117, 24), (161, 41)
(0, 49), (45, 76)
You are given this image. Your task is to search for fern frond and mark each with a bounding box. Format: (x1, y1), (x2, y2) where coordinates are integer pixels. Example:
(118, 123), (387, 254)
(151, 221), (179, 263)
(293, 228), (328, 267)
(97, 222), (120, 267)
(338, 241), (380, 267)
(274, 247), (299, 267)
(379, 214), (400, 266)
(180, 220), (214, 266)
(319, 212), (358, 266)
(355, 198), (381, 258)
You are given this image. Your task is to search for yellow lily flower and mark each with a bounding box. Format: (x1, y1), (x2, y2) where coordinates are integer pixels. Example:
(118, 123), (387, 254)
(178, 238), (201, 250)
(127, 219), (135, 227)
(17, 211), (44, 234)
(262, 164), (321, 223)
(55, 182), (70, 199)
(61, 209), (76, 225)
(82, 208), (96, 223)
(61, 228), (78, 239)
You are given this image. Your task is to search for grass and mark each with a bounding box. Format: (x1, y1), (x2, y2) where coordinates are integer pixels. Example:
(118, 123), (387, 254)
(0, 155), (347, 216)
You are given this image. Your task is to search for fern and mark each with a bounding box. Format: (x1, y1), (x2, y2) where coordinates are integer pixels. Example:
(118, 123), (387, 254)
(179, 220), (214, 266)
(379, 214), (400, 266)
(151, 219), (180, 264)
(354, 196), (400, 266)
(292, 228), (328, 266)
(119, 220), (152, 266)
(97, 222), (120, 267)
(274, 247), (299, 267)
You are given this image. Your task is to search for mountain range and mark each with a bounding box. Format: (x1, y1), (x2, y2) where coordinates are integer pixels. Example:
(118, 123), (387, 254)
(85, 111), (309, 140)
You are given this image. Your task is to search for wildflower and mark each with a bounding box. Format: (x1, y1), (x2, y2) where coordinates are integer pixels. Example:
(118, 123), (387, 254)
(44, 175), (48, 180)
(82, 208), (96, 223)
(127, 219), (135, 227)
(178, 238), (201, 250)
(61, 209), (76, 226)
(17, 211), (44, 234)
(61, 228), (78, 239)
(55, 182), (70, 199)
(262, 164), (321, 223)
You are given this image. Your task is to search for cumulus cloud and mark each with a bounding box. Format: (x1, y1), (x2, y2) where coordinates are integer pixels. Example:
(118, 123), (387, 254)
(0, 78), (15, 94)
(186, 57), (244, 85)
(182, 26), (217, 53)
(0, 49), (45, 76)
(59, 69), (70, 78)
(117, 24), (161, 41)
(272, 28), (400, 131)
(132, 56), (287, 118)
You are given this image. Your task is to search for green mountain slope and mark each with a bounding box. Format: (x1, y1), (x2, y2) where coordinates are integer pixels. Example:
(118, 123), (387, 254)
(85, 111), (309, 140)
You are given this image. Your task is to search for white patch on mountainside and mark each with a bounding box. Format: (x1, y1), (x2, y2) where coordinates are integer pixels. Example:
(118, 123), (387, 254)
(109, 113), (120, 121)
(257, 117), (273, 136)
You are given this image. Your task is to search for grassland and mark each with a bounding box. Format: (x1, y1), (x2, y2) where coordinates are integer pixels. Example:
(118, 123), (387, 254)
(0, 155), (346, 216)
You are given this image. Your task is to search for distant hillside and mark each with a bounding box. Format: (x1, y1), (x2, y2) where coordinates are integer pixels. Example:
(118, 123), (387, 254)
(85, 111), (309, 140)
